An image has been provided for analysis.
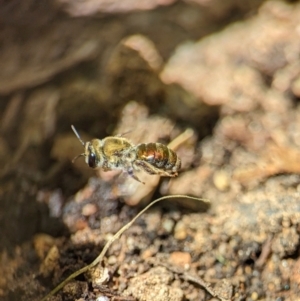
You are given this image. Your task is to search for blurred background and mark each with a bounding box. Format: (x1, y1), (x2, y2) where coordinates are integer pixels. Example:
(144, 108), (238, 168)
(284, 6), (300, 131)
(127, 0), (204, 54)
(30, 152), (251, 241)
(1, 0), (300, 300)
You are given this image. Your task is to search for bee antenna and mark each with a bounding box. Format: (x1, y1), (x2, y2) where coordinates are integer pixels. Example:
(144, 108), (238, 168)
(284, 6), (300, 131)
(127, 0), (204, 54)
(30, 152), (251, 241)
(71, 125), (85, 146)
(72, 153), (84, 164)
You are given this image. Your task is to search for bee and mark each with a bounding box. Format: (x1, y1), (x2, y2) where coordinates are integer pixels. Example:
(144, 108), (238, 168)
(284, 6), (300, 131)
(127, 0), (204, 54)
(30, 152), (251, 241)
(71, 125), (181, 183)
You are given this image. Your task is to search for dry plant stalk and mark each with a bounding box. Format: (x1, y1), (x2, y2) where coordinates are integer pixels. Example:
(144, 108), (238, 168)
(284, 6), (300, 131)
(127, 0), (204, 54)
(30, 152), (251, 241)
(41, 194), (210, 301)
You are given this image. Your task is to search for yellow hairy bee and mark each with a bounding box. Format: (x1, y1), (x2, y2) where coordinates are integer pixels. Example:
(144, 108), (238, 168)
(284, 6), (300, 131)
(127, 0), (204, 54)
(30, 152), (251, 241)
(72, 125), (181, 183)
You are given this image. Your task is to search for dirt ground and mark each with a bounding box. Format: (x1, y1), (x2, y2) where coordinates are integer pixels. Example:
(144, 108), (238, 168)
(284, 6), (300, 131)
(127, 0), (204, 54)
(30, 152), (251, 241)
(1, 0), (300, 300)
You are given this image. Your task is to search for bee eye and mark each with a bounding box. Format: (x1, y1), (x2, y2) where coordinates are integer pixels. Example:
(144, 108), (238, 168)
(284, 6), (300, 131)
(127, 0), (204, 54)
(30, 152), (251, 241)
(88, 152), (96, 168)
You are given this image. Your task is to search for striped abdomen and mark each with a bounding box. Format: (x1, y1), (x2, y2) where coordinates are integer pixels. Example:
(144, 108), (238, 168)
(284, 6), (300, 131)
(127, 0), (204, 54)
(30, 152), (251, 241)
(135, 143), (181, 174)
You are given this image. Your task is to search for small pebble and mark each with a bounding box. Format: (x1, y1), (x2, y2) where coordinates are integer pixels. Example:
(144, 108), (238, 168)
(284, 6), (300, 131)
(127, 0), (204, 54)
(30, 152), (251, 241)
(213, 170), (230, 191)
(162, 218), (175, 233)
(174, 221), (187, 240)
(82, 203), (97, 216)
(169, 251), (191, 268)
(107, 255), (117, 265)
(251, 291), (258, 300)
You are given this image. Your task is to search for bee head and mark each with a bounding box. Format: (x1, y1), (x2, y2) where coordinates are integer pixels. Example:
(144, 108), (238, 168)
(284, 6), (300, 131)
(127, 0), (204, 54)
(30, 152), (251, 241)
(71, 125), (97, 168)
(84, 141), (97, 168)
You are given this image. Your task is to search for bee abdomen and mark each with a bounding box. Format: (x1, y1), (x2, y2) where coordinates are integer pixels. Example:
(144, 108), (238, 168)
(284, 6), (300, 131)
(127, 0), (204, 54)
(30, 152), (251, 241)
(136, 143), (181, 173)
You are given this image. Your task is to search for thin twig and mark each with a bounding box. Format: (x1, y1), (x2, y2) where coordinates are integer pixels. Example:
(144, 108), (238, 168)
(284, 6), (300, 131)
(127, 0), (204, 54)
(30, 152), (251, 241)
(41, 195), (210, 301)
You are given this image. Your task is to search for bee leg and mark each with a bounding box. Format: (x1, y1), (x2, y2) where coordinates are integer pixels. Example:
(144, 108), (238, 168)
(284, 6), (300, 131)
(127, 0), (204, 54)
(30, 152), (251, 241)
(115, 130), (132, 137)
(127, 169), (145, 184)
(135, 160), (177, 177)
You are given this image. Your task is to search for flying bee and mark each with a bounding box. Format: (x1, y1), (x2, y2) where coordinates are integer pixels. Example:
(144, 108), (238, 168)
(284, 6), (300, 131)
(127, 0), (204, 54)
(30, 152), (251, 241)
(71, 125), (181, 183)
